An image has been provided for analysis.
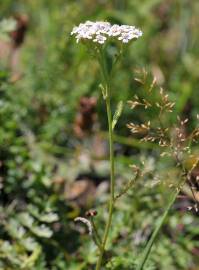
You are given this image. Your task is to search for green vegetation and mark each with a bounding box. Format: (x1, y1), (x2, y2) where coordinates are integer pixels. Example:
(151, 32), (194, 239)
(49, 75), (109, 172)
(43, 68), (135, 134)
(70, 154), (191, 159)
(0, 1), (199, 269)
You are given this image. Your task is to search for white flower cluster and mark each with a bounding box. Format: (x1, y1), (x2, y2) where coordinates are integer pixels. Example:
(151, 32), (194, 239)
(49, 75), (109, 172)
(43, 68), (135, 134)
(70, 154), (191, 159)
(71, 21), (142, 45)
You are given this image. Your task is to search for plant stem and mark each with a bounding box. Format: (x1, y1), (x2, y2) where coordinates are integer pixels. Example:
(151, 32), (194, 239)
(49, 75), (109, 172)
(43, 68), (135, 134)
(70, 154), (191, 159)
(96, 54), (115, 269)
(136, 184), (183, 270)
(91, 218), (103, 250)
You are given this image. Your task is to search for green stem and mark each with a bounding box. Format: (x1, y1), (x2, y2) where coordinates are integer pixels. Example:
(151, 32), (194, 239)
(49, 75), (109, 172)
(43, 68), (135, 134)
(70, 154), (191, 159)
(136, 183), (184, 270)
(96, 89), (115, 270)
(91, 218), (103, 250)
(95, 53), (115, 270)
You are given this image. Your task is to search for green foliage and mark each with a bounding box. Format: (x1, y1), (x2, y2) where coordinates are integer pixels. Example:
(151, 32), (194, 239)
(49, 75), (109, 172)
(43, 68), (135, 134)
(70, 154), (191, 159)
(0, 0), (199, 269)
(112, 101), (123, 130)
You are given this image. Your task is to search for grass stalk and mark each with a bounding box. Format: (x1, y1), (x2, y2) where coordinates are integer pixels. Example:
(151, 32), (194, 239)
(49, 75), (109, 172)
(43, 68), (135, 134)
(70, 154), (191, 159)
(136, 182), (184, 270)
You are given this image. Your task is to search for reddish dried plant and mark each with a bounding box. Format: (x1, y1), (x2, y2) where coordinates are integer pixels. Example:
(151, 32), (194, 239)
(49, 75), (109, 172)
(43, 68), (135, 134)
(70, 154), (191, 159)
(74, 96), (97, 138)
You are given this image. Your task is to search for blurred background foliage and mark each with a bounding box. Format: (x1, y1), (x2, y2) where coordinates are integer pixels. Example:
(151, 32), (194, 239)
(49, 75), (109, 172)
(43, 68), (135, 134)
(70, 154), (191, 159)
(0, 0), (199, 269)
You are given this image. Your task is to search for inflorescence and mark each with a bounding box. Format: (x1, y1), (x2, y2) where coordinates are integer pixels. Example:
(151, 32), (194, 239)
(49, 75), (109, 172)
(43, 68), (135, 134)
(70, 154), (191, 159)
(71, 21), (143, 44)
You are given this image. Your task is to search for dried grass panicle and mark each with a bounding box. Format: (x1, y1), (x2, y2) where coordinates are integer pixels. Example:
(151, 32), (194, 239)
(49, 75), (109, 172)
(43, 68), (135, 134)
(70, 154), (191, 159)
(127, 95), (152, 110)
(127, 121), (151, 135)
(128, 68), (199, 211)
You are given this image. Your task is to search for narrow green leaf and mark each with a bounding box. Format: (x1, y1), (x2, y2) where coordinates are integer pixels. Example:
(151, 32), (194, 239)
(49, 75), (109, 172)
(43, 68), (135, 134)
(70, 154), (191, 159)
(99, 84), (107, 99)
(136, 187), (181, 270)
(112, 101), (123, 130)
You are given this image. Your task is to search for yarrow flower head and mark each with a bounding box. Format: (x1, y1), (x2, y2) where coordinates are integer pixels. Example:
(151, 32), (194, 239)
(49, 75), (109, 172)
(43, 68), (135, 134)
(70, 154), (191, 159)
(71, 21), (142, 45)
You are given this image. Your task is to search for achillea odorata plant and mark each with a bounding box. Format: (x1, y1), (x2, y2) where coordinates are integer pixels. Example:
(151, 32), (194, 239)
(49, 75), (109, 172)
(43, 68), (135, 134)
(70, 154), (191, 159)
(71, 22), (198, 270)
(71, 20), (142, 270)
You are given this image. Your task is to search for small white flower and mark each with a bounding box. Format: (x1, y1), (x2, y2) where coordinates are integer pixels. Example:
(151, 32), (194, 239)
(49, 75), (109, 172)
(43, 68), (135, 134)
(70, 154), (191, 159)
(71, 21), (142, 45)
(94, 34), (107, 44)
(118, 28), (142, 43)
(108, 24), (121, 36)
